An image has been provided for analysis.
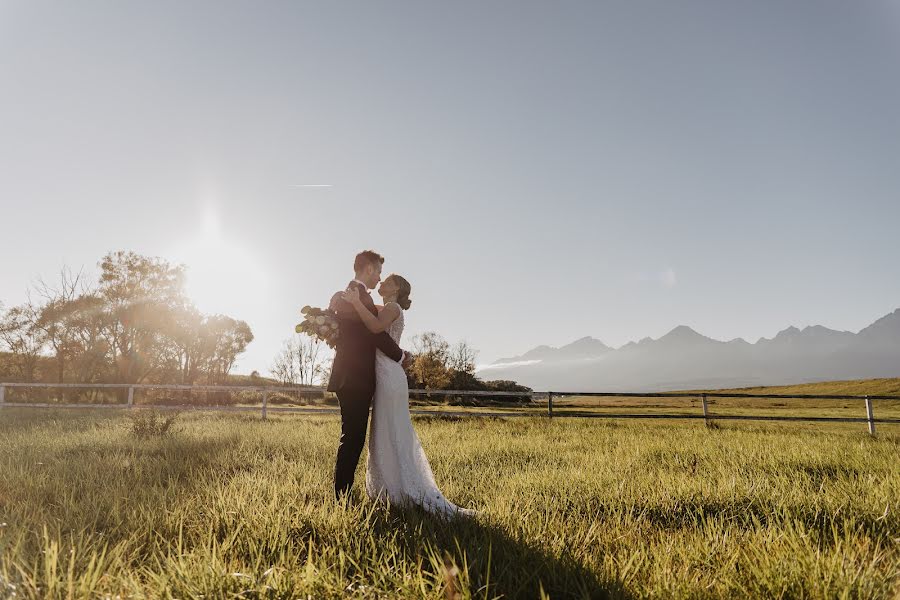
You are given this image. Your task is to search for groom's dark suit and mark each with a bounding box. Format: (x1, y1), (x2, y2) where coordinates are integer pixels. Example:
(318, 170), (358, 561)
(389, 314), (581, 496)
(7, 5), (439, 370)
(328, 281), (404, 498)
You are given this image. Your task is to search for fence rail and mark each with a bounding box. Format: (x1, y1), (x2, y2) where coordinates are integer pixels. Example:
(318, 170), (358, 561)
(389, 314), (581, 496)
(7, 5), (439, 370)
(1, 383), (897, 435)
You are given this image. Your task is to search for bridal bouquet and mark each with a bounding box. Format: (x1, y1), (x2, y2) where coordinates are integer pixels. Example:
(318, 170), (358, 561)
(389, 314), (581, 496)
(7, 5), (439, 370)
(295, 306), (340, 348)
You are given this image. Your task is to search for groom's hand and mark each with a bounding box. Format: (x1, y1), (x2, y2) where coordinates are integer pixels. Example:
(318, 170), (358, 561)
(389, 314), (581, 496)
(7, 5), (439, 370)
(401, 352), (414, 370)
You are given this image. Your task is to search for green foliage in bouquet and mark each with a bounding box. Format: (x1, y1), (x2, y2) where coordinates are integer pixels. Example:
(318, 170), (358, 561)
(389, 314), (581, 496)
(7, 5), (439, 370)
(295, 305), (340, 348)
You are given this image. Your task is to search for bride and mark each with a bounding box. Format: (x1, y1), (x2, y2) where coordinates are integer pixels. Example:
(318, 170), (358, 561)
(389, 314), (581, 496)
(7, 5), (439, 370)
(341, 274), (475, 518)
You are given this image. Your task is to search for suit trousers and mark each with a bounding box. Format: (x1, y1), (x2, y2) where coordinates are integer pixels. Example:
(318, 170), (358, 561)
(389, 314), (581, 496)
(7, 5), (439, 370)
(334, 388), (373, 498)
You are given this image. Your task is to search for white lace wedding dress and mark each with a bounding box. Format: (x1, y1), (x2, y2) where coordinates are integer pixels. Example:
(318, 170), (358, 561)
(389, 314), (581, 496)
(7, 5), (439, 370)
(366, 304), (475, 518)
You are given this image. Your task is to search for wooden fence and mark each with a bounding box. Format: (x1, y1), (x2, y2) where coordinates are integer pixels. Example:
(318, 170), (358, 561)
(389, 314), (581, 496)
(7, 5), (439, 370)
(1, 383), (897, 435)
(545, 391), (899, 435)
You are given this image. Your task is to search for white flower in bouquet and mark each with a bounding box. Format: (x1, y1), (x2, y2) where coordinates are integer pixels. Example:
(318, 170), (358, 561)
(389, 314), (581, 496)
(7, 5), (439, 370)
(295, 305), (341, 348)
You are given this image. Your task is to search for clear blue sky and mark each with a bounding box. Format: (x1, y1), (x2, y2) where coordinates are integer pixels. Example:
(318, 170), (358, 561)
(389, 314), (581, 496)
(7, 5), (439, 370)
(2, 1), (899, 373)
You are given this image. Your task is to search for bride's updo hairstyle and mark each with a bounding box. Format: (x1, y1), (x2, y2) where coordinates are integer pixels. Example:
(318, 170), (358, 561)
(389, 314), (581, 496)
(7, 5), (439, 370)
(386, 274), (412, 310)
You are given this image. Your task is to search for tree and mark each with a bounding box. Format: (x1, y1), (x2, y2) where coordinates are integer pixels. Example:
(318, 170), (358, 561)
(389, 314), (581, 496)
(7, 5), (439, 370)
(206, 316), (254, 383)
(483, 380), (532, 393)
(0, 300), (45, 382)
(1, 251), (258, 395)
(33, 267), (91, 384)
(446, 369), (483, 391)
(160, 306), (210, 385)
(483, 379), (533, 403)
(98, 251), (190, 384)
(271, 335), (329, 386)
(448, 341), (478, 374)
(411, 331), (451, 389)
(63, 294), (111, 384)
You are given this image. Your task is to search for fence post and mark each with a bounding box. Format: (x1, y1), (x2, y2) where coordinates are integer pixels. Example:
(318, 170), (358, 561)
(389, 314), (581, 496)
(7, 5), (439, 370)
(548, 392), (553, 418)
(0, 385), (5, 408)
(262, 390), (268, 421)
(701, 393), (709, 426)
(127, 386), (134, 409)
(865, 395), (875, 435)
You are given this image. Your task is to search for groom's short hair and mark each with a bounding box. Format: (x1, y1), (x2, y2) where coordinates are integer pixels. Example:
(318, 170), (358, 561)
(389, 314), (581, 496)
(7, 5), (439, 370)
(354, 250), (384, 273)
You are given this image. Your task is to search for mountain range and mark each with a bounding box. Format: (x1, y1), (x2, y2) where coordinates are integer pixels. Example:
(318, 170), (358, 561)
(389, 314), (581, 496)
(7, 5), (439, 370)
(479, 309), (900, 391)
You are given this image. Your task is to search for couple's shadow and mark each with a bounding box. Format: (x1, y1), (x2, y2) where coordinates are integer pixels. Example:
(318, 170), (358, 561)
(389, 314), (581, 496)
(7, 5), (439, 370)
(360, 500), (633, 599)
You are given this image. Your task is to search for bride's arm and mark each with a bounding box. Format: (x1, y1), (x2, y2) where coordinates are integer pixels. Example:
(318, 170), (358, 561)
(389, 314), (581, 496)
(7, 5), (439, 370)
(340, 290), (400, 333)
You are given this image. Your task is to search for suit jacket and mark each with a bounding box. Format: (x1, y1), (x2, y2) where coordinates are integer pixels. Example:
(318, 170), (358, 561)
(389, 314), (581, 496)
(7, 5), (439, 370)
(326, 281), (404, 394)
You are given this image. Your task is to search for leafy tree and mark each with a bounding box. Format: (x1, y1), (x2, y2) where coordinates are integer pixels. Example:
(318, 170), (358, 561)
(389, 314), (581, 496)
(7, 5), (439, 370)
(0, 251), (255, 397)
(63, 294), (111, 384)
(206, 315), (254, 384)
(411, 331), (451, 389)
(98, 251), (189, 384)
(0, 300), (45, 382)
(446, 369), (483, 391)
(160, 306), (219, 385)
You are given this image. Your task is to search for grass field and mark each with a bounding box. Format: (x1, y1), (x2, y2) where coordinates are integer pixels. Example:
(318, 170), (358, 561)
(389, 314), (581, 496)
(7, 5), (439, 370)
(0, 407), (898, 599)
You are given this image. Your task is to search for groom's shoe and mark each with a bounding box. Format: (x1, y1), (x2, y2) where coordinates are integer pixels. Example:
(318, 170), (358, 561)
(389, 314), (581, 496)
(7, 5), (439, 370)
(334, 488), (351, 506)
(334, 468), (357, 500)
(334, 484), (352, 502)
(334, 487), (363, 508)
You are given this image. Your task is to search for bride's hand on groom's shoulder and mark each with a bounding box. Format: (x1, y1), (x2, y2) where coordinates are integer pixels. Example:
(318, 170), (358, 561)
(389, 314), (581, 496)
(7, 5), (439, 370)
(328, 292), (343, 311)
(329, 292), (353, 315)
(340, 289), (362, 306)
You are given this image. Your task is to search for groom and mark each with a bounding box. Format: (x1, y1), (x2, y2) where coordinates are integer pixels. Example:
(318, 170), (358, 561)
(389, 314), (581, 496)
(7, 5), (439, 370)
(328, 250), (411, 499)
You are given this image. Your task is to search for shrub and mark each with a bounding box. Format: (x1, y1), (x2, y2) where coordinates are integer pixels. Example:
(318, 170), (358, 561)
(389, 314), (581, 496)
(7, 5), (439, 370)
(128, 410), (180, 438)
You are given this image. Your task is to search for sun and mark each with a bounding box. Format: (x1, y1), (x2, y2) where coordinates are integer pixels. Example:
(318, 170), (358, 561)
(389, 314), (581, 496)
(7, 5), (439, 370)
(172, 214), (268, 317)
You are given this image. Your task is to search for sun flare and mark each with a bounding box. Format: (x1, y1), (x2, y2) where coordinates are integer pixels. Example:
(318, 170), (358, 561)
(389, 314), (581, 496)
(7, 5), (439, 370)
(171, 215), (267, 317)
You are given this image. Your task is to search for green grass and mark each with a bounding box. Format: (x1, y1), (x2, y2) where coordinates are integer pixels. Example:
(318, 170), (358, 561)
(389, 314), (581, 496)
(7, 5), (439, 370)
(0, 409), (898, 599)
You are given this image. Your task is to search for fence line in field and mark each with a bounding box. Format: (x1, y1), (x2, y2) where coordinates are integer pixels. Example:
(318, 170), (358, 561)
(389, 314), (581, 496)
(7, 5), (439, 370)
(0, 382), (897, 436)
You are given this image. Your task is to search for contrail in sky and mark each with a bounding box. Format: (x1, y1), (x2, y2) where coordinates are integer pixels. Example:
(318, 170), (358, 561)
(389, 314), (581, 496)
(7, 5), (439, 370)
(289, 184), (333, 188)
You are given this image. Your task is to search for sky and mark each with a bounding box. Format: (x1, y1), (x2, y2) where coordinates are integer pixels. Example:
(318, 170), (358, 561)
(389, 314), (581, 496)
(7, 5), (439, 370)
(2, 1), (899, 374)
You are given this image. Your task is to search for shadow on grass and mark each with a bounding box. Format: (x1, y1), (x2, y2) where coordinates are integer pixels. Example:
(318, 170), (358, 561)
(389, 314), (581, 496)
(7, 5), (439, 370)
(609, 497), (896, 545)
(362, 502), (632, 599)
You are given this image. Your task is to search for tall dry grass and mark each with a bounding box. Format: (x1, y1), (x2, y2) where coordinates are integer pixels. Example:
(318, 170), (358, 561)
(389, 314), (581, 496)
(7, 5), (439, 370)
(0, 409), (897, 598)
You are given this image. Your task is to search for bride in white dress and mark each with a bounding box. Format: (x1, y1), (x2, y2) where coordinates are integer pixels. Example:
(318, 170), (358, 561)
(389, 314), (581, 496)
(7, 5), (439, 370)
(341, 274), (475, 518)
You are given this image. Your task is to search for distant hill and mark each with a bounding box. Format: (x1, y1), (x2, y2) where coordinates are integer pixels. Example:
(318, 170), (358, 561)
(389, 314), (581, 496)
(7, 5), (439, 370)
(479, 308), (900, 392)
(495, 336), (612, 364)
